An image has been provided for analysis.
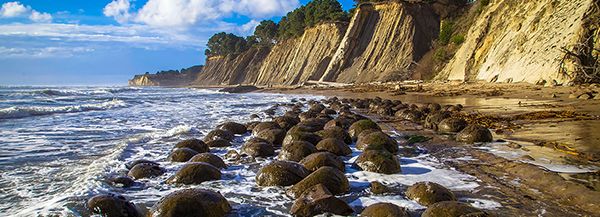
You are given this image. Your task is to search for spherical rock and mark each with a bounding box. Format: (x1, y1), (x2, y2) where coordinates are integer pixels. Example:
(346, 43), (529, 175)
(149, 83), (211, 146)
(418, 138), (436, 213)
(456, 125), (493, 143)
(297, 118), (328, 132)
(175, 139), (209, 153)
(421, 201), (482, 217)
(206, 138), (231, 147)
(288, 166), (350, 198)
(406, 182), (457, 206)
(242, 138), (275, 157)
(395, 109), (424, 122)
(151, 189), (231, 217)
(283, 130), (322, 147)
(204, 129), (234, 142)
(217, 122), (247, 134)
(290, 184), (354, 217)
(256, 128), (286, 146)
(316, 138), (352, 156)
(189, 153), (227, 169)
(356, 131), (398, 154)
(324, 117), (354, 130)
(278, 141), (317, 162)
(316, 127), (352, 145)
(355, 149), (401, 174)
(299, 152), (345, 172)
(438, 118), (468, 133)
(348, 119), (381, 140)
(125, 159), (159, 170)
(274, 116), (300, 131)
(424, 111), (451, 130)
(168, 148), (199, 162)
(87, 194), (141, 217)
(361, 202), (409, 217)
(128, 163), (164, 179)
(370, 181), (394, 195)
(167, 162), (221, 185)
(109, 176), (135, 188)
(256, 161), (310, 186)
(252, 122), (281, 135)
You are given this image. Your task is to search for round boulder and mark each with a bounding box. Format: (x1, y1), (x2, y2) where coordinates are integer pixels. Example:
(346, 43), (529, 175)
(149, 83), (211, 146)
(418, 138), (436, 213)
(348, 119), (381, 141)
(395, 109), (424, 122)
(424, 111), (451, 130)
(316, 126), (352, 145)
(167, 162), (221, 185)
(128, 163), (164, 179)
(288, 166), (350, 198)
(299, 152), (345, 172)
(109, 176), (135, 188)
(168, 148), (199, 162)
(218, 122), (247, 134)
(175, 139), (209, 153)
(256, 128), (286, 146)
(355, 149), (401, 174)
(256, 161), (310, 186)
(242, 138), (275, 157)
(356, 131), (398, 154)
(324, 117), (354, 130)
(278, 141), (317, 162)
(125, 159), (159, 170)
(189, 153), (227, 169)
(206, 138), (231, 147)
(290, 184), (354, 217)
(406, 182), (457, 206)
(204, 129), (234, 142)
(316, 138), (352, 156)
(421, 201), (482, 217)
(283, 130), (322, 147)
(252, 122), (281, 135)
(361, 202), (409, 217)
(87, 194), (141, 217)
(152, 189), (231, 217)
(456, 125), (493, 143)
(438, 118), (468, 133)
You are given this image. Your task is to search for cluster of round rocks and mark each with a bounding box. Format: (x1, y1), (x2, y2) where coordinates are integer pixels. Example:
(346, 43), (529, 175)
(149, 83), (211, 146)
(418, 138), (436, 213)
(86, 96), (494, 217)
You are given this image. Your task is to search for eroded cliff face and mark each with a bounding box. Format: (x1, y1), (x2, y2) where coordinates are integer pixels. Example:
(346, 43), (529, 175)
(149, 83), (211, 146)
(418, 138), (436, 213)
(320, 2), (440, 83)
(128, 70), (201, 86)
(194, 47), (271, 85)
(438, 0), (597, 84)
(254, 22), (347, 85)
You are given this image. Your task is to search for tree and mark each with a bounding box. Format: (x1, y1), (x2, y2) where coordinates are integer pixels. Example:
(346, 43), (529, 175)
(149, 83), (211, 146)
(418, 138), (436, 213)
(254, 20), (278, 45)
(278, 0), (348, 40)
(205, 32), (249, 57)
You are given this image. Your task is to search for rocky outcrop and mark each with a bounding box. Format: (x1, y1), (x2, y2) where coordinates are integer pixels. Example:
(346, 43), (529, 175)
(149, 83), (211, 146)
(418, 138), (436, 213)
(128, 66), (202, 86)
(255, 22), (347, 85)
(437, 0), (598, 84)
(195, 47), (271, 85)
(320, 1), (440, 83)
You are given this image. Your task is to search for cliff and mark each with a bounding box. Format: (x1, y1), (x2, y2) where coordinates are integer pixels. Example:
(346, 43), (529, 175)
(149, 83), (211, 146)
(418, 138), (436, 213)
(320, 1), (440, 83)
(128, 66), (202, 86)
(437, 0), (599, 84)
(194, 47), (271, 85)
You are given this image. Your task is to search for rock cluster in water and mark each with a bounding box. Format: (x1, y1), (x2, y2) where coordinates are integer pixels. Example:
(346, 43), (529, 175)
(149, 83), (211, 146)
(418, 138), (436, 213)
(88, 96), (495, 217)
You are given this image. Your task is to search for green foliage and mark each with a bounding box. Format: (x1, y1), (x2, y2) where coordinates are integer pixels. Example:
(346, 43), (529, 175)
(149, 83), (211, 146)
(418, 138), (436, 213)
(439, 21), (454, 45)
(480, 0), (490, 6)
(451, 34), (465, 44)
(434, 48), (449, 61)
(404, 135), (431, 145)
(254, 20), (278, 44)
(205, 32), (249, 57)
(278, 0), (348, 40)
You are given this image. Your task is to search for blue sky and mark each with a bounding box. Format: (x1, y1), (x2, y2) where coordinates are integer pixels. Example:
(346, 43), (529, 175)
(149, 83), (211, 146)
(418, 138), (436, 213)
(0, 0), (354, 85)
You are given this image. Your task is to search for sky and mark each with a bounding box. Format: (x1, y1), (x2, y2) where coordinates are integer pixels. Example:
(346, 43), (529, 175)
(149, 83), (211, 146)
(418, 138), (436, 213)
(0, 0), (354, 85)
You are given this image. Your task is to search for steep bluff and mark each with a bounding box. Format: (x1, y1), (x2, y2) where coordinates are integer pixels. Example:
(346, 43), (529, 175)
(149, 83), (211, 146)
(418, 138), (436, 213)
(320, 1), (440, 83)
(128, 66), (202, 86)
(194, 47), (271, 85)
(438, 0), (598, 84)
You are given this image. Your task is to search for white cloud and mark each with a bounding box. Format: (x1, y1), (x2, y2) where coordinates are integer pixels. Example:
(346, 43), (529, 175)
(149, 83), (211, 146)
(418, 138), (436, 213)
(0, 1), (53, 23)
(0, 46), (94, 58)
(1, 2), (29, 17)
(104, 0), (299, 28)
(240, 19), (260, 35)
(29, 11), (52, 23)
(103, 0), (131, 24)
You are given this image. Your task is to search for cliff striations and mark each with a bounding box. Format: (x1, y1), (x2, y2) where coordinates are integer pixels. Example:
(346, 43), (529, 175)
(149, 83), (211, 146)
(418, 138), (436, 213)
(320, 1), (440, 83)
(438, 0), (598, 84)
(194, 47), (271, 85)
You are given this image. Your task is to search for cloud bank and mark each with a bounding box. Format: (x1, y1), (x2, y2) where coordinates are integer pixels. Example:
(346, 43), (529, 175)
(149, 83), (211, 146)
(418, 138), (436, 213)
(0, 1), (52, 23)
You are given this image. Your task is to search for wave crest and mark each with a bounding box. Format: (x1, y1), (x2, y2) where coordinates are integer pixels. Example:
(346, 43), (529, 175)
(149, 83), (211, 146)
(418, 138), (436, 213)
(0, 99), (127, 119)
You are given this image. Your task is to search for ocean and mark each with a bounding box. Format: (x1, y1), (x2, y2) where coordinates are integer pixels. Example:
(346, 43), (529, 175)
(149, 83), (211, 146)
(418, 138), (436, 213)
(0, 86), (490, 216)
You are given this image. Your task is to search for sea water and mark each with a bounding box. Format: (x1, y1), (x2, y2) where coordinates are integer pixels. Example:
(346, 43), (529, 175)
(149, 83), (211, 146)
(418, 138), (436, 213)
(0, 86), (493, 216)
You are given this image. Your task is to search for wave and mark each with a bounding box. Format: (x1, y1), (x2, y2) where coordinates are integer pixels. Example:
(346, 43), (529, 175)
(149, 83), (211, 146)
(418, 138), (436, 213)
(7, 87), (141, 97)
(0, 99), (127, 119)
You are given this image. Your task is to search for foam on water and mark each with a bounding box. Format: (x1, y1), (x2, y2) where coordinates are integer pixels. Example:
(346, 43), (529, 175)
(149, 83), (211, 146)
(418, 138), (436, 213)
(0, 99), (126, 119)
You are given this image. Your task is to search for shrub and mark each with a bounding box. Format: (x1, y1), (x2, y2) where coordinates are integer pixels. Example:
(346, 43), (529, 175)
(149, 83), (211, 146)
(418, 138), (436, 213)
(438, 21), (454, 45)
(451, 35), (465, 44)
(434, 48), (449, 62)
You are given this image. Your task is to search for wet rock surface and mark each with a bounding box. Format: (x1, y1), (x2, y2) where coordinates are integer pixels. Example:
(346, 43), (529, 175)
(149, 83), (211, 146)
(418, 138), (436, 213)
(151, 189), (231, 217)
(256, 161), (310, 186)
(128, 163), (164, 179)
(290, 184), (353, 217)
(278, 141), (317, 162)
(189, 153), (227, 168)
(175, 139), (210, 153)
(299, 151), (346, 172)
(355, 149), (401, 174)
(361, 202), (409, 217)
(166, 162), (221, 185)
(421, 201), (483, 217)
(288, 166), (350, 198)
(87, 194), (141, 217)
(168, 148), (199, 162)
(456, 125), (493, 143)
(406, 182), (457, 206)
(315, 138), (352, 156)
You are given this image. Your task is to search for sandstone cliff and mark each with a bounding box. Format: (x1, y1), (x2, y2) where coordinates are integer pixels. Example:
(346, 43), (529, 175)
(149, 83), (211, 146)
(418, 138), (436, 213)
(128, 66), (202, 86)
(320, 1), (440, 83)
(437, 0), (598, 84)
(194, 47), (271, 85)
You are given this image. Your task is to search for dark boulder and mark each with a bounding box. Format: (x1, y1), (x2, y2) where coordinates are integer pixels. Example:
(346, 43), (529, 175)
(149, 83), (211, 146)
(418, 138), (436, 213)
(219, 85), (259, 93)
(125, 159), (159, 170)
(252, 121), (281, 135)
(274, 116), (300, 131)
(206, 138), (231, 147)
(438, 118), (468, 133)
(256, 128), (286, 146)
(421, 201), (482, 217)
(456, 125), (493, 143)
(217, 122), (247, 134)
(316, 126), (352, 145)
(360, 202), (409, 217)
(370, 181), (394, 195)
(356, 131), (398, 154)
(204, 129), (234, 142)
(355, 149), (401, 174)
(87, 194), (141, 217)
(168, 148), (199, 162)
(395, 109), (424, 122)
(406, 182), (457, 206)
(128, 163), (164, 179)
(424, 111), (451, 130)
(242, 138), (275, 157)
(324, 117), (354, 130)
(290, 184), (354, 217)
(175, 139), (209, 153)
(348, 119), (381, 141)
(109, 176), (135, 188)
(282, 130), (322, 147)
(299, 152), (345, 172)
(278, 141), (317, 162)
(256, 161), (310, 186)
(288, 166), (350, 198)
(167, 162), (221, 185)
(151, 189), (231, 217)
(316, 138), (352, 156)
(189, 153), (227, 169)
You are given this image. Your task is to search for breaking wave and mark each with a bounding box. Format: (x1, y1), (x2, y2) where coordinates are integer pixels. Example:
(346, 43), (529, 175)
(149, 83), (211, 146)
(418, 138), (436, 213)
(0, 99), (127, 119)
